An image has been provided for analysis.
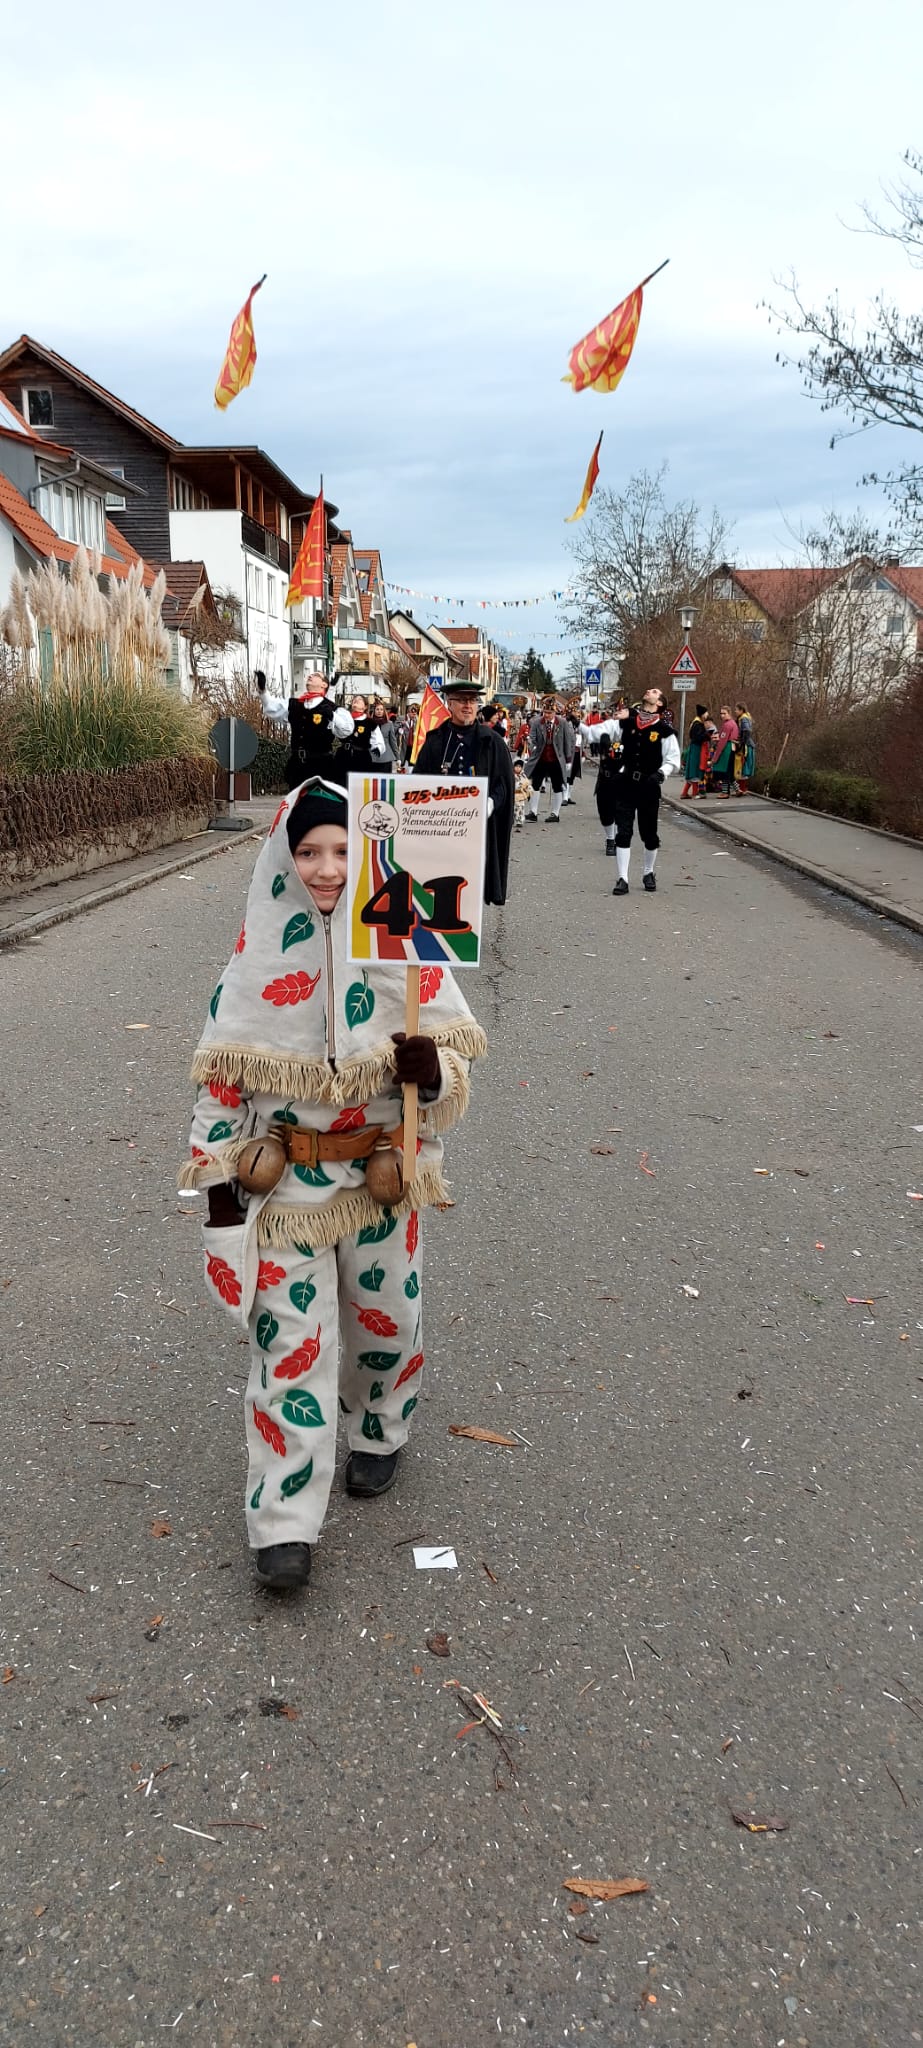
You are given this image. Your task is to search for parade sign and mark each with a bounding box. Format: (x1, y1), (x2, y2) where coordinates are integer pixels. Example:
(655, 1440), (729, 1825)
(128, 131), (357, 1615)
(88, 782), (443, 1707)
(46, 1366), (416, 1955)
(346, 774), (487, 969)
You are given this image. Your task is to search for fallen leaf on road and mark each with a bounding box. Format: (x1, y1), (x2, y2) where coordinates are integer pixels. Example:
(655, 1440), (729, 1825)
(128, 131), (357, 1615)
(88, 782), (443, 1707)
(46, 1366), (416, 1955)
(575, 1929), (599, 1944)
(792, 1167), (810, 1177)
(638, 1151), (655, 1177)
(147, 1614), (165, 1628)
(449, 1425), (519, 1447)
(426, 1633), (451, 1658)
(590, 1144), (616, 1156)
(2, 1666), (15, 1684)
(815, 1242), (826, 1250)
(730, 1807), (789, 1833)
(563, 1877), (648, 1901)
(844, 1297), (875, 1308)
(150, 1520), (172, 1539)
(259, 1698), (300, 1720)
(568, 1900), (589, 1917)
(721, 1737), (735, 1753)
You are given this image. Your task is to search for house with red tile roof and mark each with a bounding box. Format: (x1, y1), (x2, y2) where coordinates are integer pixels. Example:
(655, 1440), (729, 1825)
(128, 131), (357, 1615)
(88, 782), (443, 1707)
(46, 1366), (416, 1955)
(707, 559), (923, 707)
(425, 622), (500, 695)
(0, 389), (158, 598)
(388, 609), (463, 685)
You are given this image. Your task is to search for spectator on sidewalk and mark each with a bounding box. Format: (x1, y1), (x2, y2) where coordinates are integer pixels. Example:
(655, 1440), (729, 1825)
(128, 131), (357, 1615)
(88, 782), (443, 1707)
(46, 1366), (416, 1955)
(680, 703), (711, 798)
(734, 704), (756, 791)
(708, 706), (740, 798)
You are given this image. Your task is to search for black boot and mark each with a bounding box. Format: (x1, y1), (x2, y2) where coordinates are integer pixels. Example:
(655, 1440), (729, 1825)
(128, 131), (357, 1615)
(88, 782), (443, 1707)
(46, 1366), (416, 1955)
(612, 878), (629, 896)
(346, 1449), (401, 1497)
(605, 841), (617, 855)
(254, 1543), (312, 1589)
(642, 871), (657, 892)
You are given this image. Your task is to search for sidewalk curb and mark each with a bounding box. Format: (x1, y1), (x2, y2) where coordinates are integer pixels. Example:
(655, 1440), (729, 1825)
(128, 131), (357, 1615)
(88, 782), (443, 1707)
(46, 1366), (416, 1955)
(663, 793), (923, 940)
(0, 824), (265, 949)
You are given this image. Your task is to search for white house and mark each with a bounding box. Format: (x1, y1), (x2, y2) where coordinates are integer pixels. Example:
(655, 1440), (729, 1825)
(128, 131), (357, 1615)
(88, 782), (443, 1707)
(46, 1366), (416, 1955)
(387, 608), (462, 684)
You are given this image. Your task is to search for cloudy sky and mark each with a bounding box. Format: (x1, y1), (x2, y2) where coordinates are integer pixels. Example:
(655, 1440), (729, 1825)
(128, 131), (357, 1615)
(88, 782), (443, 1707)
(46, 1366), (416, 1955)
(3, 0), (920, 670)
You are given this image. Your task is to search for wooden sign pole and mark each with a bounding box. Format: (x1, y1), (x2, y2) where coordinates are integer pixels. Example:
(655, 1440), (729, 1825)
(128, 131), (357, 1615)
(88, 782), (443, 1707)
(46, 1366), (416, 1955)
(401, 965), (421, 1191)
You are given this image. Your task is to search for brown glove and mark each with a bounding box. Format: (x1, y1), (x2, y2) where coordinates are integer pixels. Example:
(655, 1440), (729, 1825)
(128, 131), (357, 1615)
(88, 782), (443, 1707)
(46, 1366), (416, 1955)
(391, 1032), (440, 1089)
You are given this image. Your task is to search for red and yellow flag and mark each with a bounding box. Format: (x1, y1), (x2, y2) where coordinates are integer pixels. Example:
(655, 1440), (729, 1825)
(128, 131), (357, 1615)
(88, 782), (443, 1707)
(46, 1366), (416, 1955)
(563, 262), (667, 396)
(565, 431), (603, 523)
(286, 492), (326, 608)
(410, 683), (450, 764)
(214, 275), (266, 410)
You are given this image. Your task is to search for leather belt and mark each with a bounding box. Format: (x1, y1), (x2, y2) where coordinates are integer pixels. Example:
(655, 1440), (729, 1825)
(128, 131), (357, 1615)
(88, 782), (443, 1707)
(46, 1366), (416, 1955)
(269, 1121), (402, 1167)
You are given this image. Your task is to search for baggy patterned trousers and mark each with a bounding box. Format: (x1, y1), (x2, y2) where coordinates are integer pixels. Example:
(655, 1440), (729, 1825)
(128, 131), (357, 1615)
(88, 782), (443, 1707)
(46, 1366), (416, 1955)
(244, 1209), (423, 1548)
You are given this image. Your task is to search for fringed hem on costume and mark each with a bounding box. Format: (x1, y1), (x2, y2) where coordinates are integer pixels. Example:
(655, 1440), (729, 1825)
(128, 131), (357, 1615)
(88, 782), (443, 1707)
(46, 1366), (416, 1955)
(255, 1163), (452, 1251)
(190, 1020), (488, 1104)
(423, 1048), (471, 1135)
(178, 1138), (252, 1191)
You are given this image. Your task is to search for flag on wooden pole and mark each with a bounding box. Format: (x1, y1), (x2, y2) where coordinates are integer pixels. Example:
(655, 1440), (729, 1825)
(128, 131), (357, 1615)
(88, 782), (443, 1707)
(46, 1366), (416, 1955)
(565, 431), (603, 522)
(563, 261), (668, 396)
(410, 683), (450, 763)
(286, 490), (326, 608)
(214, 276), (266, 410)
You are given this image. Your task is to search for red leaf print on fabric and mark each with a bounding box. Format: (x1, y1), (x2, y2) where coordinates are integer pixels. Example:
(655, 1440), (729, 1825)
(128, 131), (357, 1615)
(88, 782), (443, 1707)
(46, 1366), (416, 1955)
(257, 1260), (286, 1291)
(419, 966), (444, 1004)
(269, 798), (287, 836)
(234, 924), (246, 955)
(394, 1351), (424, 1390)
(253, 1402), (287, 1454)
(206, 1253), (242, 1306)
(190, 1144), (207, 1162)
(273, 1327), (322, 1378)
(330, 1104), (368, 1133)
(209, 1080), (242, 1108)
(352, 1303), (399, 1337)
(261, 969), (322, 1008)
(406, 1211), (419, 1259)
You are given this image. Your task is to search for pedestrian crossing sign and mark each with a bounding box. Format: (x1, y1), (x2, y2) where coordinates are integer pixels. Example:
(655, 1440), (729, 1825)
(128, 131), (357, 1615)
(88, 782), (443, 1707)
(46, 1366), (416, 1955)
(668, 643), (701, 678)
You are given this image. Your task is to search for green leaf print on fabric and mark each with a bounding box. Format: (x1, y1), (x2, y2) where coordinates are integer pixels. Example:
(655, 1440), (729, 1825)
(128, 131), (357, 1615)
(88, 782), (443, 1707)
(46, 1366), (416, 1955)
(282, 911), (315, 953)
(271, 872), (287, 899)
(206, 1120), (234, 1143)
(401, 1396), (418, 1421)
(260, 1359), (267, 1390)
(209, 982), (223, 1021)
(345, 971), (375, 1028)
(368, 1380), (384, 1402)
(357, 1350), (401, 1371)
(289, 1278), (317, 1315)
(358, 1261), (385, 1291)
(361, 1410), (385, 1443)
(293, 1161), (334, 1189)
(280, 1458), (314, 1498)
(403, 1271), (420, 1299)
(356, 1214), (396, 1247)
(256, 1312), (279, 1352)
(293, 1241), (315, 1257)
(272, 1387), (325, 1428)
(250, 1476), (265, 1510)
(275, 1103), (300, 1128)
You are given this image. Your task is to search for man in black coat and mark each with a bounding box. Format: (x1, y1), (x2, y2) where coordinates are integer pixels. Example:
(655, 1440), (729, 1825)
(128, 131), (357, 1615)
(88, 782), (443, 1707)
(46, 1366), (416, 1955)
(413, 679), (515, 905)
(286, 676), (354, 790)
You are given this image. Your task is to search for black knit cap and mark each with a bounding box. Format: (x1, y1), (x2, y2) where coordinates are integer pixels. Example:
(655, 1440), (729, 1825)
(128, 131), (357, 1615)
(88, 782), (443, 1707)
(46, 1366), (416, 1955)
(286, 781), (348, 852)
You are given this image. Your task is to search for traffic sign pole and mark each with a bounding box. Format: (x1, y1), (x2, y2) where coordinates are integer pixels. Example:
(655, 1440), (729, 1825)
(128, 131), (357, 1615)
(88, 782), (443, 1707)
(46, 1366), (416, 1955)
(668, 642), (702, 755)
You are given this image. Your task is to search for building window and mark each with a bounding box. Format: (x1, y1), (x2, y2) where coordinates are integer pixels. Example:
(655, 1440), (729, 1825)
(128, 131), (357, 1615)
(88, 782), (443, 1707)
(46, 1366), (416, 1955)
(886, 612), (904, 637)
(62, 487), (78, 542)
(105, 465), (126, 512)
(247, 562), (264, 610)
(24, 387), (54, 427)
(267, 574), (278, 616)
(82, 494), (105, 552)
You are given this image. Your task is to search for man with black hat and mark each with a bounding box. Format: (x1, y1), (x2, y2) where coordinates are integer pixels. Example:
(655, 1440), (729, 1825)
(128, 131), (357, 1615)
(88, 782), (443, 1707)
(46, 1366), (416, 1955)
(413, 678), (515, 905)
(522, 696), (575, 823)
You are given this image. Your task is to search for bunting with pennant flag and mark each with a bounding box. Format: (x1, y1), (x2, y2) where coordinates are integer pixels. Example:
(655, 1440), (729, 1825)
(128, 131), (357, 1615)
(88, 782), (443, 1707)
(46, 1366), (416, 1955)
(563, 261), (668, 396)
(410, 684), (450, 764)
(565, 431), (603, 523)
(214, 276), (266, 410)
(286, 490), (326, 608)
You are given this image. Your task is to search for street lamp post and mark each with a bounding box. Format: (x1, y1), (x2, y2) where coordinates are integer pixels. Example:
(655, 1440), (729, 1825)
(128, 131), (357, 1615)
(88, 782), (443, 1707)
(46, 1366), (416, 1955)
(677, 603), (697, 753)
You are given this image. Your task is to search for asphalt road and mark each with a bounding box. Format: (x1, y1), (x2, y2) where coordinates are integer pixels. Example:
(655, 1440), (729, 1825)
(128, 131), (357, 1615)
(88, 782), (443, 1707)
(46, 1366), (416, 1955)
(1, 785), (921, 2048)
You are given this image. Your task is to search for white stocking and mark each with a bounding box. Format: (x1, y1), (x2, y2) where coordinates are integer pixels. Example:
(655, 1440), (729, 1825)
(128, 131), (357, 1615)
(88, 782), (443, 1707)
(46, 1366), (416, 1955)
(550, 790), (564, 819)
(616, 846), (630, 883)
(643, 847), (657, 876)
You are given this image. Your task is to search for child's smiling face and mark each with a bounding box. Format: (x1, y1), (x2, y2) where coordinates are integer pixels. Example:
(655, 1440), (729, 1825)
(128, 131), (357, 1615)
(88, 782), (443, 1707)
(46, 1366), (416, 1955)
(292, 823), (349, 912)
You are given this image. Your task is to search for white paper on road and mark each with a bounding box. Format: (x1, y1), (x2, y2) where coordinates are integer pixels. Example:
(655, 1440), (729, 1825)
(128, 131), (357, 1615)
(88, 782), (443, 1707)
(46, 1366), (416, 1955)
(413, 1546), (458, 1570)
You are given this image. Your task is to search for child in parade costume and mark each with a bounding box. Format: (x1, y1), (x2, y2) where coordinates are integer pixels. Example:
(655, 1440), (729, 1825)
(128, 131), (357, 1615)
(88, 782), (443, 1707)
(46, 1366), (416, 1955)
(680, 704), (711, 798)
(181, 778), (487, 1591)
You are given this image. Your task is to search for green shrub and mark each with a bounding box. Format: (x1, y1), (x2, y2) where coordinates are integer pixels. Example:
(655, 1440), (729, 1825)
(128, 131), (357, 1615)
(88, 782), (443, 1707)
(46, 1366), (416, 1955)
(4, 671), (211, 776)
(767, 765), (883, 824)
(252, 735), (289, 794)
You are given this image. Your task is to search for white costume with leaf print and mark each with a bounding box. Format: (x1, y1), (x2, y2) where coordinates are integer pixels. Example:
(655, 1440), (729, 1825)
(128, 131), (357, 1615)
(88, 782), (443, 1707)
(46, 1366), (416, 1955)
(181, 777), (487, 1547)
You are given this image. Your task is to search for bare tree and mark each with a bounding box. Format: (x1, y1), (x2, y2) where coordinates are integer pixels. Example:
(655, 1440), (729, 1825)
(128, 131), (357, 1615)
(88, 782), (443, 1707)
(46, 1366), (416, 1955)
(766, 148), (923, 551)
(781, 510), (912, 719)
(564, 466), (731, 652)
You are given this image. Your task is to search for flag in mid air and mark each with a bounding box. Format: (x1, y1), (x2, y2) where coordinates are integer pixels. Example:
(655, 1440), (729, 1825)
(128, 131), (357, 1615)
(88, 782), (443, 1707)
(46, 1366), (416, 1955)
(565, 431), (603, 522)
(214, 276), (266, 410)
(563, 261), (667, 396)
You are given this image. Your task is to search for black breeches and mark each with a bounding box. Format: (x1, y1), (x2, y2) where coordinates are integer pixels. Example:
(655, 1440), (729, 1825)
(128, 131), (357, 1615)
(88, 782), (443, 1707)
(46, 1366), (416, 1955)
(531, 756), (565, 794)
(614, 780), (661, 850)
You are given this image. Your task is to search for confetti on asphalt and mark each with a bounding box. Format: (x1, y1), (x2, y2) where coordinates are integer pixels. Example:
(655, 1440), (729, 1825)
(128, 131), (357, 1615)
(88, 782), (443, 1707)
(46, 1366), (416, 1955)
(413, 1547), (458, 1570)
